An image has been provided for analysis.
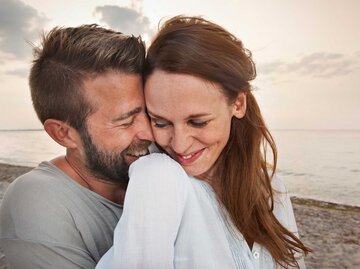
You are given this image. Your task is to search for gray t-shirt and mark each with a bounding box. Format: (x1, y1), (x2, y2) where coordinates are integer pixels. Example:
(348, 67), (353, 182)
(0, 161), (122, 269)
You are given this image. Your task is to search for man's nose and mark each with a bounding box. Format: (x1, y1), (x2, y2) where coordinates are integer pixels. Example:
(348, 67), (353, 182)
(136, 112), (154, 142)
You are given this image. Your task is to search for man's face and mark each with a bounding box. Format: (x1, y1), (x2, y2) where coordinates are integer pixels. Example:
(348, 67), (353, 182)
(80, 71), (153, 183)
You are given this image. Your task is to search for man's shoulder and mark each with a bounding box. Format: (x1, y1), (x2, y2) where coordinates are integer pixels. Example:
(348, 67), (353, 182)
(0, 162), (101, 269)
(0, 162), (73, 238)
(0, 161), (80, 219)
(6, 161), (69, 196)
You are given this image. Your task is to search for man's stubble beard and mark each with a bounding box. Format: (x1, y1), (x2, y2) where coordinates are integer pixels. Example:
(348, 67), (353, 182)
(79, 126), (150, 184)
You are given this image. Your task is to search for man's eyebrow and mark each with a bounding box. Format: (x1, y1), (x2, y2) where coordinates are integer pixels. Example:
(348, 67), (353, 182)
(112, 107), (142, 122)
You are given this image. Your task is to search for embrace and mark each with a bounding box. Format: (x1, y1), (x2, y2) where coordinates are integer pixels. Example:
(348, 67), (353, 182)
(0, 16), (310, 269)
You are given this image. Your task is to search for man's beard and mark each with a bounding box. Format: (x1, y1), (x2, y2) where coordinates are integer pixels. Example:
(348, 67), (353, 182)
(80, 127), (149, 184)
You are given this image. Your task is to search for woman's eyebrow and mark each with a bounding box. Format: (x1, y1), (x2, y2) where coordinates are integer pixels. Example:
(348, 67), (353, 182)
(187, 113), (212, 118)
(147, 110), (165, 119)
(148, 110), (212, 119)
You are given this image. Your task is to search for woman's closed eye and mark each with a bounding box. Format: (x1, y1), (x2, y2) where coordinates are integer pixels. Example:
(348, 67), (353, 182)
(151, 118), (170, 128)
(150, 117), (210, 129)
(188, 120), (210, 128)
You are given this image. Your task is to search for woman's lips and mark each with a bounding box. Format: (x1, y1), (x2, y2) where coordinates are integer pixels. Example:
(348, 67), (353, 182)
(175, 148), (205, 165)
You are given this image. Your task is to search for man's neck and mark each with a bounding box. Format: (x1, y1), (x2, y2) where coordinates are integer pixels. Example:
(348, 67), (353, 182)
(51, 156), (126, 205)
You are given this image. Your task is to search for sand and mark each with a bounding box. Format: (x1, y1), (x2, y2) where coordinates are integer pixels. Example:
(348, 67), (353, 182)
(0, 163), (359, 268)
(292, 197), (360, 268)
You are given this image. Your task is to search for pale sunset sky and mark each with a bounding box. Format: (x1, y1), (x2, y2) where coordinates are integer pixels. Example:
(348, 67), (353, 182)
(0, 0), (359, 130)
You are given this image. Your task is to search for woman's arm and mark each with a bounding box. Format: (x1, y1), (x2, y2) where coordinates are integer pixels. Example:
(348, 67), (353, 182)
(272, 177), (306, 269)
(96, 153), (189, 269)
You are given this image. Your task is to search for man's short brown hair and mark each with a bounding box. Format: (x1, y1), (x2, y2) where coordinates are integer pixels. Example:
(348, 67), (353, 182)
(29, 24), (145, 131)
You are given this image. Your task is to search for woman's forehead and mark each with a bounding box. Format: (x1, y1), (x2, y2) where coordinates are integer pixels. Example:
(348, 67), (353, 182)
(145, 71), (224, 99)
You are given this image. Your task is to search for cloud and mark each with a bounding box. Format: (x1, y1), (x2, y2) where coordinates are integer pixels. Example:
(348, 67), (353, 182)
(6, 68), (28, 78)
(257, 61), (284, 75)
(258, 52), (360, 78)
(94, 5), (154, 37)
(0, 0), (47, 59)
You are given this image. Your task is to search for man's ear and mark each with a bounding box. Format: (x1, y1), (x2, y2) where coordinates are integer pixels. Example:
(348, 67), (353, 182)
(232, 92), (247, 119)
(44, 119), (79, 149)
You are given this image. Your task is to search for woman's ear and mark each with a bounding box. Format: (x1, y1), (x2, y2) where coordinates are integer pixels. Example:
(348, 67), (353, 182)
(44, 119), (79, 149)
(232, 92), (247, 119)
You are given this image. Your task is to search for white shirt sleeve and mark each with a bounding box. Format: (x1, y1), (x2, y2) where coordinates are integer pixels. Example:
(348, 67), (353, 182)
(96, 153), (189, 269)
(272, 177), (306, 269)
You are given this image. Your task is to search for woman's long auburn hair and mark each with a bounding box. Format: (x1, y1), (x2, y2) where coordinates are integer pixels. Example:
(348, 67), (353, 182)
(145, 16), (311, 267)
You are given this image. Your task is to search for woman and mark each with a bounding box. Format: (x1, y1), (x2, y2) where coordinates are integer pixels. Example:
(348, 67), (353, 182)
(97, 16), (311, 268)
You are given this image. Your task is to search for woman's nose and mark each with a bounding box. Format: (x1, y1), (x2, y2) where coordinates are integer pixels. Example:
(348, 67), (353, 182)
(170, 126), (192, 154)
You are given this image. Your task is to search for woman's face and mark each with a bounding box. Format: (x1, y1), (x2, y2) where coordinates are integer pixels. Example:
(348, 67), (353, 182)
(145, 70), (246, 178)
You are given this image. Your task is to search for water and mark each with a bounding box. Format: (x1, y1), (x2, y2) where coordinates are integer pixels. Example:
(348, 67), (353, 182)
(0, 129), (359, 206)
(0, 130), (64, 167)
(272, 130), (360, 207)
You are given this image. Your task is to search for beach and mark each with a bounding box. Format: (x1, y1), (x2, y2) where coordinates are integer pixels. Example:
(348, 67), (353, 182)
(0, 163), (359, 268)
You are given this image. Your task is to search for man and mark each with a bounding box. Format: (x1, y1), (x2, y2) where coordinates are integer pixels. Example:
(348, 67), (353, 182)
(0, 24), (153, 268)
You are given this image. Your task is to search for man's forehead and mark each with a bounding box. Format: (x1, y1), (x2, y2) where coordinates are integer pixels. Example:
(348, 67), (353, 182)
(82, 71), (143, 102)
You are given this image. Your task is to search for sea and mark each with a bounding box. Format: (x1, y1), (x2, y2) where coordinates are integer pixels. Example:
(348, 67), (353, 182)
(0, 129), (359, 207)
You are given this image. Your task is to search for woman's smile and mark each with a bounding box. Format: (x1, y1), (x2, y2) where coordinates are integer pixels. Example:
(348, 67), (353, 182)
(172, 148), (205, 166)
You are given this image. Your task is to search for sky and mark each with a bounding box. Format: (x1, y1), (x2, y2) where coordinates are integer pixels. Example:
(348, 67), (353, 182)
(0, 0), (359, 130)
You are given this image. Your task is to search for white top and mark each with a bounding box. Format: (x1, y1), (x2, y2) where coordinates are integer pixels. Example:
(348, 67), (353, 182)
(96, 153), (305, 269)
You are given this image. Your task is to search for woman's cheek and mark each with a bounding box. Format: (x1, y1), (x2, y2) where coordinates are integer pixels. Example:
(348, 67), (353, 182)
(153, 129), (169, 148)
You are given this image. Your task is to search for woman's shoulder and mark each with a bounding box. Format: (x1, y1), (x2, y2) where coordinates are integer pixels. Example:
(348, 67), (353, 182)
(131, 152), (177, 165)
(124, 153), (190, 220)
(130, 153), (184, 173)
(129, 153), (190, 186)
